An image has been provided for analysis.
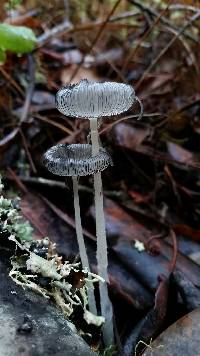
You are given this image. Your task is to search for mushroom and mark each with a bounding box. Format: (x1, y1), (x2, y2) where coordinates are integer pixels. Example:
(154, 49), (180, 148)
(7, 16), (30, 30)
(56, 80), (143, 346)
(43, 143), (112, 317)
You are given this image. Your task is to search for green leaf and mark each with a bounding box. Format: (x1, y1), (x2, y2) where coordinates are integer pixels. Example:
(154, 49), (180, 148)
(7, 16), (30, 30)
(0, 23), (36, 54)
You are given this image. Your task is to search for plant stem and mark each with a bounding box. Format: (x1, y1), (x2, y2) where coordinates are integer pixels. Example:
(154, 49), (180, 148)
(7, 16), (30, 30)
(89, 118), (114, 346)
(72, 175), (97, 315)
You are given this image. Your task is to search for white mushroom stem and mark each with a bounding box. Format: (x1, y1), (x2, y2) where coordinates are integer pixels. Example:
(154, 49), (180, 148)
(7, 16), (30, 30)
(89, 118), (114, 346)
(72, 175), (97, 315)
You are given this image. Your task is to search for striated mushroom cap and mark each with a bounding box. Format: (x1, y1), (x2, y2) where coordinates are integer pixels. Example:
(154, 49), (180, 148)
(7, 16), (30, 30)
(43, 143), (112, 176)
(56, 79), (135, 119)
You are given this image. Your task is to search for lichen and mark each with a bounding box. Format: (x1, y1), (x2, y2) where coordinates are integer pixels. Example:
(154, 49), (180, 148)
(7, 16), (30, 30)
(9, 235), (103, 321)
(0, 175), (104, 329)
(0, 177), (33, 242)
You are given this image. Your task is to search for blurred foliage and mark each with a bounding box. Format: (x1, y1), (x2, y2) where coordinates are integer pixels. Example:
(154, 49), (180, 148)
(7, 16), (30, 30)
(0, 23), (36, 61)
(4, 0), (23, 11)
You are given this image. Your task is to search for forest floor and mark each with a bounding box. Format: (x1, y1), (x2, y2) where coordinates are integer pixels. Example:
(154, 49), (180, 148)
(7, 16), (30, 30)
(1, 0), (200, 355)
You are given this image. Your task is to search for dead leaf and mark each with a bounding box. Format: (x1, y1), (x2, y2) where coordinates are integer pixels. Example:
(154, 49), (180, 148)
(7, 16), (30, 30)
(167, 142), (197, 165)
(123, 274), (170, 356)
(143, 309), (200, 355)
(113, 122), (150, 150)
(101, 198), (200, 290)
(174, 224), (200, 242)
(60, 65), (101, 85)
(20, 192), (52, 238)
(128, 190), (152, 204)
(173, 270), (200, 310)
(19, 191), (153, 309)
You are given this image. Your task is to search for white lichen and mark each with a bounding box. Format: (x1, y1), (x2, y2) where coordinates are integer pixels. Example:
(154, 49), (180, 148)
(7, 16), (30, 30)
(0, 175), (104, 326)
(84, 309), (105, 327)
(26, 253), (62, 280)
(134, 239), (145, 252)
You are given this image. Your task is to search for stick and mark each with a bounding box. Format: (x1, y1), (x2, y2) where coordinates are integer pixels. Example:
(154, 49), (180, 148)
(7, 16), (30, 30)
(90, 118), (114, 346)
(72, 176), (97, 315)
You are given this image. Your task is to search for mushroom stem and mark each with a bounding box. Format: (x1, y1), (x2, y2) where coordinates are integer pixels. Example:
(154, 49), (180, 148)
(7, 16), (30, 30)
(89, 118), (114, 346)
(72, 175), (97, 315)
(90, 118), (100, 155)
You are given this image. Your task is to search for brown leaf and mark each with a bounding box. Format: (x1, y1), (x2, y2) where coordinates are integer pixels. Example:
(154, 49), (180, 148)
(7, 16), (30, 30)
(113, 122), (149, 150)
(143, 309), (200, 356)
(128, 190), (152, 204)
(174, 224), (200, 242)
(173, 270), (200, 311)
(123, 275), (170, 356)
(20, 191), (152, 309)
(60, 65), (101, 85)
(20, 192), (52, 238)
(108, 256), (153, 310)
(167, 142), (196, 165)
(102, 198), (200, 290)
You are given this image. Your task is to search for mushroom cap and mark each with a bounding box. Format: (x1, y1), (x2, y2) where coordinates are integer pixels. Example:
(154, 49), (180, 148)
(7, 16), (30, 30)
(56, 79), (135, 119)
(43, 143), (112, 177)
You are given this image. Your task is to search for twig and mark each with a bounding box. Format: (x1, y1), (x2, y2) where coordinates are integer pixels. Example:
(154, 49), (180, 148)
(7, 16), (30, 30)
(20, 54), (35, 124)
(169, 229), (178, 273)
(146, 229), (178, 273)
(128, 0), (199, 44)
(11, 175), (66, 189)
(169, 4), (200, 13)
(69, 0), (123, 82)
(165, 25), (199, 75)
(99, 117), (131, 135)
(87, 42), (127, 83)
(7, 167), (28, 194)
(135, 11), (200, 89)
(176, 98), (200, 113)
(122, 0), (173, 73)
(19, 129), (37, 174)
(41, 195), (96, 242)
(6, 175), (121, 199)
(109, 9), (139, 22)
(6, 9), (39, 25)
(19, 55), (37, 174)
(37, 20), (72, 47)
(33, 114), (73, 135)
(37, 8), (139, 47)
(0, 67), (24, 97)
(99, 112), (161, 135)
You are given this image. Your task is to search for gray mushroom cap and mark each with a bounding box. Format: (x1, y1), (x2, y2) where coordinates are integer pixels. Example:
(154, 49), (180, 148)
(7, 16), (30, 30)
(56, 79), (135, 119)
(43, 143), (112, 177)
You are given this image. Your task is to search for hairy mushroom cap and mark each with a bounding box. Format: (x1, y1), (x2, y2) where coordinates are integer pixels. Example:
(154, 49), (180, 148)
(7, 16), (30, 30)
(43, 143), (112, 176)
(56, 79), (135, 118)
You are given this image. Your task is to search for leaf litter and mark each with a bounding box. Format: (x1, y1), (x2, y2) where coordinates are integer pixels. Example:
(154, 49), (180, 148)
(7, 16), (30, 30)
(1, 0), (200, 353)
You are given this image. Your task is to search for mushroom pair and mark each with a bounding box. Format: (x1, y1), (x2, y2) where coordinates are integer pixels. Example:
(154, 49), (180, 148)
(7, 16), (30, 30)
(43, 143), (112, 316)
(43, 80), (142, 346)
